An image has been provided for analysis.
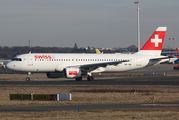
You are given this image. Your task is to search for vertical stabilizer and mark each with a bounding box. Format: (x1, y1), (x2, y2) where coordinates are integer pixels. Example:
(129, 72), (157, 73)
(137, 27), (167, 55)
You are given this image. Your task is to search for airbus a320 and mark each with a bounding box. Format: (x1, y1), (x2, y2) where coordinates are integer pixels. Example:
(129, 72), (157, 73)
(6, 27), (169, 81)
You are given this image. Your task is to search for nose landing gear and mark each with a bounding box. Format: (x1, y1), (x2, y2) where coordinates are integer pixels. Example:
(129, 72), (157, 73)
(26, 72), (31, 81)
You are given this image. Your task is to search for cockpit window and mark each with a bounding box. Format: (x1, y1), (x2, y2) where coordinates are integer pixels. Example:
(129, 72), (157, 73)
(11, 58), (22, 61)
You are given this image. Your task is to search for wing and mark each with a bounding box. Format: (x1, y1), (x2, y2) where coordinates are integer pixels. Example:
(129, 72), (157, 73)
(69, 60), (129, 72)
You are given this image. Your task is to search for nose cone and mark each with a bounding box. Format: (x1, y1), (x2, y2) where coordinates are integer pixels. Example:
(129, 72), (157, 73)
(6, 61), (21, 71)
(6, 62), (13, 70)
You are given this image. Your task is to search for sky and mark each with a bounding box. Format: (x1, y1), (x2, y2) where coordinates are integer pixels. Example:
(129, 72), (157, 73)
(0, 0), (179, 48)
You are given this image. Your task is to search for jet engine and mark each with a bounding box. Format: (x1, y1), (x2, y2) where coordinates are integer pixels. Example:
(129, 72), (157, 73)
(63, 67), (82, 78)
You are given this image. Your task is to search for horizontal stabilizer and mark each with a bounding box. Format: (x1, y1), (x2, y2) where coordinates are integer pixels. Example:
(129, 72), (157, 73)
(150, 56), (169, 60)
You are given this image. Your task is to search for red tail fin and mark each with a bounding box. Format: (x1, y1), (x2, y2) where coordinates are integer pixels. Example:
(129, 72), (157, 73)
(141, 27), (167, 50)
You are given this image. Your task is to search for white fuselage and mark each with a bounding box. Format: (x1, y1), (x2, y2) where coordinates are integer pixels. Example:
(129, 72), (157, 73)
(6, 53), (162, 73)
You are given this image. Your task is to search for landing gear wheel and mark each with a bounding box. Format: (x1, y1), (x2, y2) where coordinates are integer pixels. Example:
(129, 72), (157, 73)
(26, 72), (31, 81)
(26, 77), (30, 81)
(75, 77), (82, 81)
(87, 76), (94, 81)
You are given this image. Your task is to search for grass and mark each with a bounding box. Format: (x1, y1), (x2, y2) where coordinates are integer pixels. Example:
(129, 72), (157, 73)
(1, 86), (179, 107)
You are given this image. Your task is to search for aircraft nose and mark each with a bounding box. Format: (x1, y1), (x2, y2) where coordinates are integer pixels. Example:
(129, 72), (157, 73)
(6, 62), (12, 70)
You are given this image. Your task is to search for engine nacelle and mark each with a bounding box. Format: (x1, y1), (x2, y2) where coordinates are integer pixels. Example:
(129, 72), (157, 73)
(46, 72), (63, 78)
(63, 67), (82, 79)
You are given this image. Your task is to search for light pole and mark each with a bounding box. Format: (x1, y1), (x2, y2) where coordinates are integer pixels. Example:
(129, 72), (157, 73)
(169, 38), (171, 49)
(134, 1), (141, 52)
(168, 37), (175, 50)
(172, 38), (175, 49)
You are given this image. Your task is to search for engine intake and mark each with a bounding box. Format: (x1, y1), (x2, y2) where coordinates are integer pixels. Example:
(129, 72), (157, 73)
(63, 67), (82, 78)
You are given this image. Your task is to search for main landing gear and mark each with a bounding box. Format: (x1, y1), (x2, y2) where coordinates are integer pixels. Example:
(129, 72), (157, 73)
(75, 76), (94, 81)
(87, 76), (94, 81)
(26, 72), (31, 81)
(87, 72), (94, 81)
(75, 72), (94, 81)
(75, 76), (82, 81)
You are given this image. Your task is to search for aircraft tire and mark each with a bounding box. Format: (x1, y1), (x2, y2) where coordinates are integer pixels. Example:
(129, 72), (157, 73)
(87, 76), (94, 81)
(75, 77), (82, 81)
(26, 77), (30, 81)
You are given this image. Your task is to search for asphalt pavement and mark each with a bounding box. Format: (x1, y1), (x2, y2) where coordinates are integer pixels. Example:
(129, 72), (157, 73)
(0, 102), (179, 112)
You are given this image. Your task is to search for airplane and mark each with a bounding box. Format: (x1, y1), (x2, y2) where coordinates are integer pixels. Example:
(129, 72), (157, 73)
(168, 56), (178, 64)
(0, 62), (6, 68)
(165, 48), (179, 64)
(174, 48), (179, 58)
(6, 27), (169, 81)
(95, 48), (101, 54)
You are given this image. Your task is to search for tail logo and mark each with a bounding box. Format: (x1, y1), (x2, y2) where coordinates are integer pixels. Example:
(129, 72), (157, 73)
(151, 35), (162, 47)
(141, 27), (167, 51)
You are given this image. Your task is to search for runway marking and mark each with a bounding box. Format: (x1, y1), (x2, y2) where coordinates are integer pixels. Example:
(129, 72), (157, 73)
(135, 80), (148, 81)
(133, 104), (179, 107)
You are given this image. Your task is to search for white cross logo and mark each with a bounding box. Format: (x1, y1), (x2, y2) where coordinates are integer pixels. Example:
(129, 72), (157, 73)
(151, 35), (162, 47)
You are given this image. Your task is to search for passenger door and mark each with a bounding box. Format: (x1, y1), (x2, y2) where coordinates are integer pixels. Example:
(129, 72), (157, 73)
(28, 55), (33, 66)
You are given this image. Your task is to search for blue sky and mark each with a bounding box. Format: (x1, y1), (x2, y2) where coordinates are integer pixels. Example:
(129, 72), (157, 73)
(0, 0), (178, 48)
